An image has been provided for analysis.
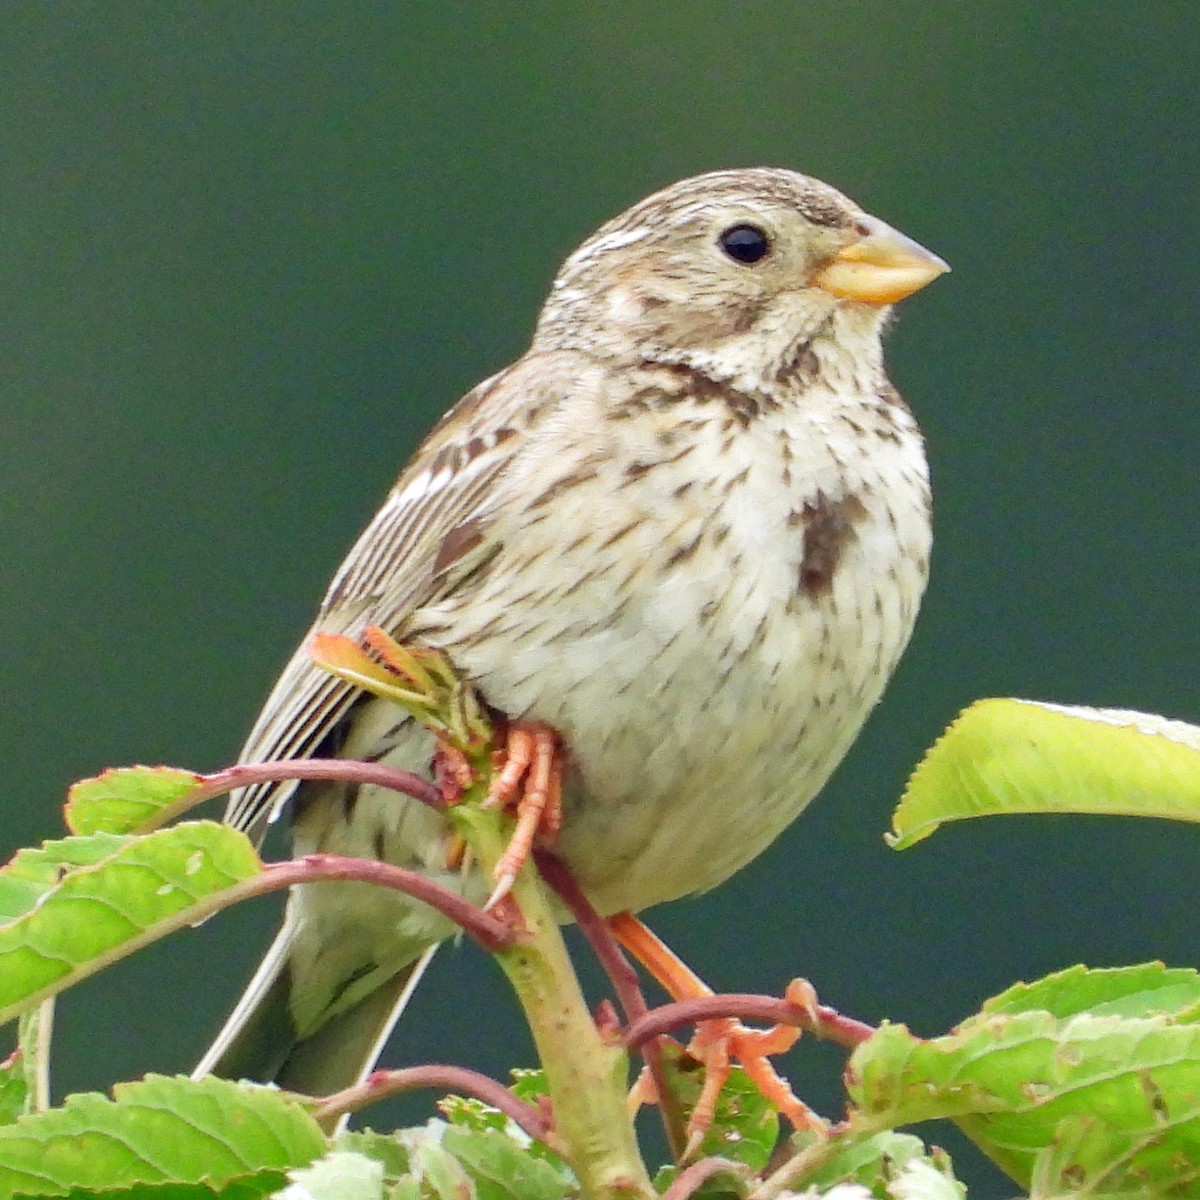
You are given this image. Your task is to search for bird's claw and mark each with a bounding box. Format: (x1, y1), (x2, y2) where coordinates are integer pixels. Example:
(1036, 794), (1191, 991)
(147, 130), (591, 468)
(482, 721), (563, 909)
(682, 1015), (819, 1156)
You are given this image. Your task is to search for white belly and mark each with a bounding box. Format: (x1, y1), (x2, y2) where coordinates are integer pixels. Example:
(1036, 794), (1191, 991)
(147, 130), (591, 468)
(412, 389), (931, 913)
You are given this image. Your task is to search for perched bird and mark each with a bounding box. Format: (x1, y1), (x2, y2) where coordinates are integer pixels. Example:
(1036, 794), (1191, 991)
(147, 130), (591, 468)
(197, 168), (946, 1097)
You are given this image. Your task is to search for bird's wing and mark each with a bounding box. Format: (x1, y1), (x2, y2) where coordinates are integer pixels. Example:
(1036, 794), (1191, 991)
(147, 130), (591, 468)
(224, 353), (578, 842)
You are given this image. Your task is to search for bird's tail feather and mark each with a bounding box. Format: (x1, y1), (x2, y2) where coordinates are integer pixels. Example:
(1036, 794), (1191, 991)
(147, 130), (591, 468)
(194, 914), (439, 1120)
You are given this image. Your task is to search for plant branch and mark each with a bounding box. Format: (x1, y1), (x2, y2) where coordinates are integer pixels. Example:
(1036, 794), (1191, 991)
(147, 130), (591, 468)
(195, 759), (444, 809)
(661, 1157), (750, 1200)
(0, 846), (517, 1028)
(457, 808), (655, 1200)
(252, 854), (514, 951)
(314, 1064), (560, 1151)
(624, 994), (875, 1052)
(536, 851), (688, 1161)
(120, 758), (446, 836)
(534, 854), (645, 1020)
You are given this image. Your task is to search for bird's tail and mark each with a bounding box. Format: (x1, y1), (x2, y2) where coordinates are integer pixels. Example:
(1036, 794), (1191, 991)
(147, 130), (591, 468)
(194, 911), (437, 1123)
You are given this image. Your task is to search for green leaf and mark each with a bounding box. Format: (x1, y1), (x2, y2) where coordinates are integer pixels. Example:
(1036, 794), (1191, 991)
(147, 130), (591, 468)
(802, 1131), (939, 1196)
(982, 962), (1200, 1023)
(847, 1009), (1200, 1193)
(441, 1125), (576, 1200)
(890, 698), (1200, 849)
(0, 822), (261, 1024)
(505, 1068), (548, 1106)
(281, 1150), (386, 1200)
(0, 1048), (27, 1127)
(883, 1156), (965, 1200)
(335, 1130), (412, 1180)
(652, 1049), (780, 1194)
(0, 1074), (324, 1198)
(438, 1071), (568, 1173)
(64, 765), (205, 836)
(388, 1178), (422, 1200)
(0, 834), (131, 922)
(438, 1093), (509, 1136)
(692, 1067), (779, 1172)
(400, 1124), (477, 1200)
(846, 1021), (1005, 1129)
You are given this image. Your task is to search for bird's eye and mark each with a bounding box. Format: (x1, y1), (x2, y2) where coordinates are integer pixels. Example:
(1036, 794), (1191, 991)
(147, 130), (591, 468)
(718, 223), (771, 265)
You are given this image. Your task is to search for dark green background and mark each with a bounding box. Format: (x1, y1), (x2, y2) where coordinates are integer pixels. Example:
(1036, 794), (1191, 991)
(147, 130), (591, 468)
(1, 4), (1197, 1193)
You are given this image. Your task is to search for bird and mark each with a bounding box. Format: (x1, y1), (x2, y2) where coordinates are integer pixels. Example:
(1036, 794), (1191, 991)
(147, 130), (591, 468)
(195, 167), (946, 1099)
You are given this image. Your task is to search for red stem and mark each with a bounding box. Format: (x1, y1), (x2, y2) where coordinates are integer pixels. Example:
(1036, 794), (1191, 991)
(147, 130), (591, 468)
(314, 1064), (559, 1150)
(259, 854), (515, 952)
(534, 854), (645, 1019)
(197, 759), (445, 809)
(624, 994), (875, 1051)
(660, 1157), (748, 1200)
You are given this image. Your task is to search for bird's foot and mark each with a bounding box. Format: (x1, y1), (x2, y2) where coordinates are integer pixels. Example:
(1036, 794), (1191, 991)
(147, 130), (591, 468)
(434, 741), (474, 805)
(681, 1010), (816, 1157)
(609, 913), (823, 1154)
(482, 720), (564, 909)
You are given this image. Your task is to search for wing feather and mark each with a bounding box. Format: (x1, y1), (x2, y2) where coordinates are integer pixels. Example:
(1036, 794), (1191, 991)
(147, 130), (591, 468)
(226, 355), (575, 841)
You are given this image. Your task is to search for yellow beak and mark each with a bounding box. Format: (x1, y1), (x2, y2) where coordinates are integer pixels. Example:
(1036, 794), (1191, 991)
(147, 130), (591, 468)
(814, 215), (949, 306)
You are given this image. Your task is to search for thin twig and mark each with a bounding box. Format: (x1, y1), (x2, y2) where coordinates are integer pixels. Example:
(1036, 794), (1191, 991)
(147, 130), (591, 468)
(196, 759), (445, 809)
(452, 809), (656, 1199)
(314, 1064), (561, 1152)
(624, 994), (875, 1052)
(258, 854), (515, 951)
(33, 999), (54, 1112)
(534, 855), (645, 1020)
(660, 1156), (749, 1200)
(535, 853), (688, 1160)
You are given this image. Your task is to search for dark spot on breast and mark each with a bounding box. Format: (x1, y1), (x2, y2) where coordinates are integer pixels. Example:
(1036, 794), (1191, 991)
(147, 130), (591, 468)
(774, 342), (822, 387)
(527, 462), (602, 510)
(877, 383), (916, 420)
(628, 361), (777, 424)
(798, 492), (869, 597)
(729, 296), (769, 334)
(663, 531), (704, 569)
(598, 521), (640, 550)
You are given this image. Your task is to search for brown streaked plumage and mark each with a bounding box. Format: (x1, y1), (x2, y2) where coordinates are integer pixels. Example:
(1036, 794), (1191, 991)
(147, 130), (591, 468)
(196, 167), (946, 1097)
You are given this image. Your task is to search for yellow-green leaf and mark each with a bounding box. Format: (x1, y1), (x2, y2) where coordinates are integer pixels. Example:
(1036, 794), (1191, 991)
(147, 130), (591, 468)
(890, 698), (1200, 849)
(65, 764), (205, 836)
(847, 1008), (1200, 1193)
(982, 962), (1200, 1024)
(0, 834), (130, 922)
(0, 1074), (323, 1198)
(0, 822), (261, 1024)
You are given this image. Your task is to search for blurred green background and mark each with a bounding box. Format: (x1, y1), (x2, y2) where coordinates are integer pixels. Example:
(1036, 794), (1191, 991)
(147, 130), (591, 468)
(1, 4), (1197, 1193)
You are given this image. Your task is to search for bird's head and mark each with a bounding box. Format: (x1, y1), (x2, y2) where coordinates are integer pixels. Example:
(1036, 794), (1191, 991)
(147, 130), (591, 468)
(534, 167), (947, 394)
